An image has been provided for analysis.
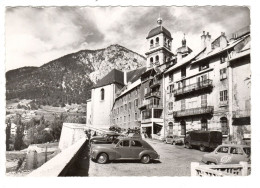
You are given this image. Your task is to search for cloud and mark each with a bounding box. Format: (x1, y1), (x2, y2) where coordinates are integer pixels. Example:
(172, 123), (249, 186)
(5, 6), (250, 71)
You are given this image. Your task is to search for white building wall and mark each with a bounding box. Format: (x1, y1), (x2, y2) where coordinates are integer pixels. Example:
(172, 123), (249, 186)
(86, 100), (92, 125)
(91, 84), (115, 129)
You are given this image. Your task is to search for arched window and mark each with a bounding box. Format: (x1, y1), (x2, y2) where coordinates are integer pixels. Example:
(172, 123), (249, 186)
(155, 55), (159, 62)
(150, 39), (154, 47)
(150, 57), (153, 64)
(201, 118), (208, 131)
(101, 88), (105, 100)
(156, 37), (159, 44)
(168, 122), (173, 134)
(220, 117), (229, 135)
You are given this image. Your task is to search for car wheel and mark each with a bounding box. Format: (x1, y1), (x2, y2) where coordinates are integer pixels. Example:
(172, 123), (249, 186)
(141, 155), (151, 164)
(97, 153), (108, 164)
(199, 145), (206, 152)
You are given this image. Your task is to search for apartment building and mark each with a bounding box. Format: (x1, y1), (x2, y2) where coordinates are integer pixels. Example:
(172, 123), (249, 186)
(164, 26), (250, 141)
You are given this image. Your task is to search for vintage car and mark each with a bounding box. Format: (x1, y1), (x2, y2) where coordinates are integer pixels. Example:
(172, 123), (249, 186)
(201, 144), (251, 165)
(90, 132), (121, 144)
(90, 137), (160, 164)
(163, 135), (184, 145)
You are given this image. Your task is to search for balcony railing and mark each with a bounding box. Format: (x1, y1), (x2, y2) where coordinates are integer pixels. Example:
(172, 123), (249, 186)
(173, 106), (214, 117)
(150, 79), (161, 88)
(145, 91), (161, 98)
(150, 43), (160, 49)
(233, 110), (251, 118)
(174, 79), (213, 97)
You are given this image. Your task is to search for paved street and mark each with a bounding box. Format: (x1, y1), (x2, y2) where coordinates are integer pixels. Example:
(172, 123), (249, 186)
(88, 139), (207, 176)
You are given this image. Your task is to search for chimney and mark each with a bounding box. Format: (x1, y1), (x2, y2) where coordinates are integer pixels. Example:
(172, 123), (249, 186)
(124, 71), (127, 85)
(201, 31), (206, 49)
(205, 32), (212, 52)
(220, 31), (228, 49)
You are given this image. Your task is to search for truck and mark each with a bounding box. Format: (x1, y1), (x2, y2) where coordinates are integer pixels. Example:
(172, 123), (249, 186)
(184, 130), (222, 151)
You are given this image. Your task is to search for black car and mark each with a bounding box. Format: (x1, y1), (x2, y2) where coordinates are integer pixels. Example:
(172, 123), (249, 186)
(90, 132), (121, 144)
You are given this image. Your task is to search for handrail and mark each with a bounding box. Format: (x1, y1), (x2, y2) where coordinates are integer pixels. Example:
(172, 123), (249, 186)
(174, 79), (213, 96)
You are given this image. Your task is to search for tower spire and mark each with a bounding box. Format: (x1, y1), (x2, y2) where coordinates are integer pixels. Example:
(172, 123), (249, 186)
(157, 13), (163, 26)
(182, 33), (186, 47)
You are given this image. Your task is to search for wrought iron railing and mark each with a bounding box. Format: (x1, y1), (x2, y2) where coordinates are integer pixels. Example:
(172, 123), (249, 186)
(174, 79), (213, 96)
(145, 91), (161, 98)
(173, 106), (214, 117)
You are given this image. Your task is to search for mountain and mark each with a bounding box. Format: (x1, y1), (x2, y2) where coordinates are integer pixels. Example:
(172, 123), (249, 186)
(6, 44), (146, 106)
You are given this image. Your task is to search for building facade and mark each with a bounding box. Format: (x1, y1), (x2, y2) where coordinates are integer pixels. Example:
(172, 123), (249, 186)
(164, 26), (250, 142)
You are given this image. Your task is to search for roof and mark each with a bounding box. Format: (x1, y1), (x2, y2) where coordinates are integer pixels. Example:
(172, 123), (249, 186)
(92, 69), (124, 89)
(192, 34), (250, 64)
(126, 67), (147, 83)
(165, 47), (206, 74)
(146, 26), (172, 39)
(176, 46), (193, 54)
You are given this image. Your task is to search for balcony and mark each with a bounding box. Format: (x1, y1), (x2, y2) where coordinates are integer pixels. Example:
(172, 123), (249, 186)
(145, 91), (161, 99)
(150, 79), (161, 88)
(233, 110), (250, 118)
(173, 106), (214, 117)
(174, 79), (213, 97)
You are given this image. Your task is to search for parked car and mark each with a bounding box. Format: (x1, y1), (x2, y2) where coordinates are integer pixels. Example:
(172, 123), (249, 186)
(90, 132), (121, 144)
(163, 135), (184, 145)
(201, 144), (251, 165)
(184, 130), (222, 151)
(90, 137), (160, 164)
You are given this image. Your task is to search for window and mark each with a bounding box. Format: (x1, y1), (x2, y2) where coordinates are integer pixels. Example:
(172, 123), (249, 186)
(201, 94), (207, 107)
(150, 57), (153, 64)
(169, 73), (173, 82)
(156, 37), (159, 44)
(101, 88), (105, 100)
(199, 63), (209, 71)
(197, 74), (207, 85)
(169, 84), (174, 93)
(150, 39), (154, 47)
(155, 55), (159, 62)
(135, 113), (138, 121)
(181, 100), (186, 111)
(201, 118), (208, 131)
(131, 140), (142, 147)
(220, 117), (229, 135)
(119, 140), (130, 147)
(144, 87), (148, 94)
(181, 67), (186, 77)
(125, 104), (127, 111)
(220, 54), (227, 63)
(154, 109), (162, 118)
(128, 93), (131, 99)
(129, 102), (131, 110)
(230, 147), (243, 155)
(220, 90), (228, 101)
(134, 99), (139, 107)
(124, 116), (126, 122)
(217, 146), (229, 153)
(128, 114), (131, 122)
(168, 102), (173, 111)
(220, 68), (227, 80)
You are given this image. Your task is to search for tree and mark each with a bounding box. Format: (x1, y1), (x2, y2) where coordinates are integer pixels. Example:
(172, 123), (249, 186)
(14, 114), (25, 150)
(6, 118), (11, 151)
(50, 113), (66, 141)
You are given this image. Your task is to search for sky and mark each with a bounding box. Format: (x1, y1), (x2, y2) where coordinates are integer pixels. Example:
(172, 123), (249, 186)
(5, 6), (250, 71)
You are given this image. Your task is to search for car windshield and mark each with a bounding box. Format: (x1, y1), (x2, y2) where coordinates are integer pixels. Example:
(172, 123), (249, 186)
(113, 139), (120, 145)
(243, 147), (251, 156)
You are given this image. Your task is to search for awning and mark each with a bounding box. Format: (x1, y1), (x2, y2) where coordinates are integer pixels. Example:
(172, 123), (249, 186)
(154, 122), (163, 127)
(141, 123), (153, 128)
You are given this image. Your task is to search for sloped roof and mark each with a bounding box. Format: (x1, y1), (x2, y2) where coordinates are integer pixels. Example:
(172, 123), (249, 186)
(93, 69), (124, 89)
(146, 26), (172, 39)
(192, 34), (250, 64)
(127, 67), (147, 83)
(176, 46), (193, 54)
